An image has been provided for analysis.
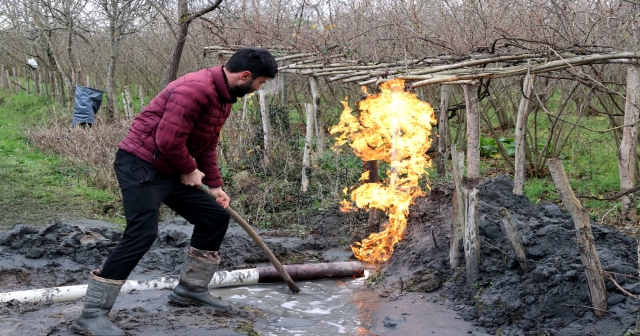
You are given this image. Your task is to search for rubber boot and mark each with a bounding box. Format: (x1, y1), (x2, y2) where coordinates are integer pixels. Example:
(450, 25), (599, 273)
(169, 246), (231, 311)
(76, 269), (126, 336)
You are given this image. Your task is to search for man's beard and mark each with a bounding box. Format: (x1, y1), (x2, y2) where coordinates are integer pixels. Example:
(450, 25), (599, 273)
(229, 81), (255, 98)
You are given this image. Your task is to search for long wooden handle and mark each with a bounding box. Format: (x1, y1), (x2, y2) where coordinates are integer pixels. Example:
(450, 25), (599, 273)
(200, 185), (300, 293)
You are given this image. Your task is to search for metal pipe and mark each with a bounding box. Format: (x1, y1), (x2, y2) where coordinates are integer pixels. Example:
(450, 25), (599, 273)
(0, 262), (364, 304)
(257, 262), (365, 283)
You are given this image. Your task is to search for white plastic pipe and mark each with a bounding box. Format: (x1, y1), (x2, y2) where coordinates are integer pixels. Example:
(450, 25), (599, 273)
(0, 268), (260, 304)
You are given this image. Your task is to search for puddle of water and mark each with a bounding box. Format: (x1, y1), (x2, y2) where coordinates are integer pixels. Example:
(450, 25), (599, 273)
(213, 276), (476, 336)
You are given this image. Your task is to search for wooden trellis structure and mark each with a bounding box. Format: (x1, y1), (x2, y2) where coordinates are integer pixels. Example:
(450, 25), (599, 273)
(206, 45), (640, 317)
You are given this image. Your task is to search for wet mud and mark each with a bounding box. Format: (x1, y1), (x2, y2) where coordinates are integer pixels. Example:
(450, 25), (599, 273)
(379, 175), (639, 336)
(1, 174), (638, 335)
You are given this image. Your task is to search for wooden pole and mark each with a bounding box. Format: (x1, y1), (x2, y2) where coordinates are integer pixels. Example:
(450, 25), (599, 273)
(34, 69), (41, 95)
(618, 66), (639, 226)
(463, 84), (480, 179)
(437, 85), (450, 176)
(500, 208), (529, 273)
(0, 65), (4, 89)
(25, 65), (30, 93)
(463, 188), (480, 290)
(138, 84), (145, 110)
(5, 70), (11, 92)
(513, 74), (535, 195)
(547, 158), (607, 317)
(450, 144), (465, 269)
(310, 76), (324, 156)
(11, 67), (16, 93)
(124, 85), (134, 117)
(259, 89), (273, 164)
(301, 104), (314, 192)
(199, 185), (300, 293)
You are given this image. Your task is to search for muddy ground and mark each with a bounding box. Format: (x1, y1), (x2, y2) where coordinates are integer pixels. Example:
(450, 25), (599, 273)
(0, 175), (638, 335)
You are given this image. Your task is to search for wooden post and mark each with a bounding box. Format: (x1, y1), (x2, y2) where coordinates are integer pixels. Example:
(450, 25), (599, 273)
(618, 66), (639, 227)
(0, 65), (4, 89)
(464, 188), (480, 289)
(301, 104), (314, 192)
(437, 85), (451, 176)
(547, 158), (607, 317)
(138, 84), (145, 110)
(25, 65), (30, 93)
(5, 70), (11, 92)
(11, 67), (16, 93)
(500, 208), (529, 273)
(463, 84), (480, 179)
(450, 144), (465, 269)
(513, 74), (535, 194)
(124, 85), (134, 117)
(34, 69), (41, 95)
(310, 76), (324, 156)
(259, 89), (273, 163)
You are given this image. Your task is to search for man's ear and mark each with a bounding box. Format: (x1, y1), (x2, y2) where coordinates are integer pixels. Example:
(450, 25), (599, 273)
(239, 71), (253, 81)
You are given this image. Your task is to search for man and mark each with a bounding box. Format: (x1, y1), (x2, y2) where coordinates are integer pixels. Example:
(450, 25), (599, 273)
(76, 47), (278, 336)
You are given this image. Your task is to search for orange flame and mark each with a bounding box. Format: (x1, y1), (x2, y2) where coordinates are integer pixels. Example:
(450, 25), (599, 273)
(330, 79), (436, 263)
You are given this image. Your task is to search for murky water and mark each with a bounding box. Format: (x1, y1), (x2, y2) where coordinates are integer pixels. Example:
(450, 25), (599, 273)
(214, 275), (477, 336)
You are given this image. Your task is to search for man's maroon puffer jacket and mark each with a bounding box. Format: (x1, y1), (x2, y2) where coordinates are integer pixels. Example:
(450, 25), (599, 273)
(118, 66), (234, 188)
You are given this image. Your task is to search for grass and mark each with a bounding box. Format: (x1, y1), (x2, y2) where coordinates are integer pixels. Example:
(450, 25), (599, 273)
(0, 91), (122, 229)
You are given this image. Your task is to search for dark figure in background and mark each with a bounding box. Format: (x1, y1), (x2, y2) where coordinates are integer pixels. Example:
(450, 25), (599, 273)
(75, 48), (277, 336)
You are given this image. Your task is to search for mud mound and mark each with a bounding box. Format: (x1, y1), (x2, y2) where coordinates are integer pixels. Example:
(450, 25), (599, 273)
(384, 175), (638, 335)
(0, 220), (316, 291)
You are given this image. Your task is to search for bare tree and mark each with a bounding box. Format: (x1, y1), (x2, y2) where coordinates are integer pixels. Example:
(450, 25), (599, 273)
(160, 0), (224, 87)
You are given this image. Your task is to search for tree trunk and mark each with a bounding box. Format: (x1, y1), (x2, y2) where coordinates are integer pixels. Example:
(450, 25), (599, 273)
(105, 3), (120, 122)
(547, 158), (608, 317)
(259, 90), (273, 163)
(513, 74), (535, 194)
(301, 104), (314, 192)
(619, 66), (639, 227)
(160, 0), (224, 87)
(310, 76), (324, 156)
(437, 85), (451, 176)
(463, 85), (480, 179)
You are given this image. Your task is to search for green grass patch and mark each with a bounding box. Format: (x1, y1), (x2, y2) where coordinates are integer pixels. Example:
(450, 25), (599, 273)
(0, 91), (121, 229)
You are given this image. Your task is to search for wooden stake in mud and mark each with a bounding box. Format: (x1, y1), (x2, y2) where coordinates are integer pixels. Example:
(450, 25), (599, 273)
(547, 158), (607, 317)
(463, 188), (480, 288)
(449, 145), (465, 269)
(513, 74), (535, 195)
(436, 85), (450, 176)
(499, 208), (529, 273)
(199, 185), (300, 293)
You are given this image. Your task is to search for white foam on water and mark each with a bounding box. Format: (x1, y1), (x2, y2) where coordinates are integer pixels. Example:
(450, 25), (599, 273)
(229, 295), (246, 299)
(323, 321), (346, 333)
(281, 301), (298, 309)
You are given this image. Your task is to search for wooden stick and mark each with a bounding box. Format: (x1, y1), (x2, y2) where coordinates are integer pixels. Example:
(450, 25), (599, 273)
(547, 158), (607, 317)
(200, 185), (300, 293)
(499, 208), (529, 273)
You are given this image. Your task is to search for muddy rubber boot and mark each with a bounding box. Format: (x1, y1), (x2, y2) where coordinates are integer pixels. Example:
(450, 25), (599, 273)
(76, 269), (126, 336)
(169, 246), (231, 311)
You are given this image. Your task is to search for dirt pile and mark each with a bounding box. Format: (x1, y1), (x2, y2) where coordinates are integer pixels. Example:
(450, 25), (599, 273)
(381, 175), (639, 335)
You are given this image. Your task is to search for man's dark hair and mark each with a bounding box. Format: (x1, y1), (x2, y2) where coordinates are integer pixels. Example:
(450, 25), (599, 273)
(225, 48), (278, 79)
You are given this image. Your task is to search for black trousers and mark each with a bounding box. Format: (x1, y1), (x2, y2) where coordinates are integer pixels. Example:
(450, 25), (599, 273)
(99, 149), (229, 280)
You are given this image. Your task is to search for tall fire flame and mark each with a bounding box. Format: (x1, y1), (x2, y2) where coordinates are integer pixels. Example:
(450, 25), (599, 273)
(330, 79), (437, 263)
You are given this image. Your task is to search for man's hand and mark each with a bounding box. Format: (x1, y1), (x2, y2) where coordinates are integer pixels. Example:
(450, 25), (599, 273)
(180, 169), (205, 188)
(211, 187), (230, 208)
